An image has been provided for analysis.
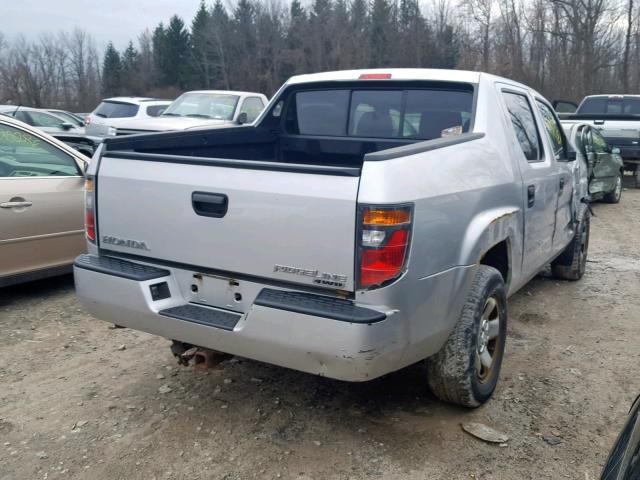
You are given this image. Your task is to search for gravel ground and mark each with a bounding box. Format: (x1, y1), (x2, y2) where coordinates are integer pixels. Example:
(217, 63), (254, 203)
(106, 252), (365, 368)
(1, 187), (639, 480)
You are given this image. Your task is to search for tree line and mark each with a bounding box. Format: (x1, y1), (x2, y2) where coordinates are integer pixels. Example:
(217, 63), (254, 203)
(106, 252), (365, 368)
(0, 0), (638, 112)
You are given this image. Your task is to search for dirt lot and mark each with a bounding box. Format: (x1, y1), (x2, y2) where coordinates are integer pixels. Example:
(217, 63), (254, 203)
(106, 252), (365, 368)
(1, 188), (639, 480)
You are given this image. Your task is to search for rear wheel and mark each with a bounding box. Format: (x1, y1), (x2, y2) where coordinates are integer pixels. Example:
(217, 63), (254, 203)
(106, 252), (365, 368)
(551, 207), (590, 280)
(426, 265), (507, 408)
(603, 173), (622, 203)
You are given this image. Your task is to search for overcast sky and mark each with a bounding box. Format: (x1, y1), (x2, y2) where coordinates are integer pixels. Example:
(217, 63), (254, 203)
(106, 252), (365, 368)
(1, 0), (204, 50)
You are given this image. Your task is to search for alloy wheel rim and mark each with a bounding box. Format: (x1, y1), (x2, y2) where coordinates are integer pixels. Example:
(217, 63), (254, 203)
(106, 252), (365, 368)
(476, 296), (501, 383)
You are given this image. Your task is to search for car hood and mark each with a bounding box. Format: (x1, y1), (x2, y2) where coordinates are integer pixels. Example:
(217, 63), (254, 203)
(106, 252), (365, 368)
(115, 116), (233, 133)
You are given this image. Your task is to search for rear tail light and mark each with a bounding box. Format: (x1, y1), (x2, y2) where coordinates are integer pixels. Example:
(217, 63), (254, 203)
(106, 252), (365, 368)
(84, 116), (91, 125)
(85, 176), (96, 242)
(358, 205), (412, 289)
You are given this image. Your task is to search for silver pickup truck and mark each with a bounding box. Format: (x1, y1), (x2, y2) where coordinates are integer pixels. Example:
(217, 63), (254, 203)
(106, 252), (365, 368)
(74, 69), (589, 407)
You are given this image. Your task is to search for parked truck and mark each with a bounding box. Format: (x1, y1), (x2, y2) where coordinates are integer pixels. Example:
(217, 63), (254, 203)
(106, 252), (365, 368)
(74, 69), (589, 407)
(561, 95), (640, 186)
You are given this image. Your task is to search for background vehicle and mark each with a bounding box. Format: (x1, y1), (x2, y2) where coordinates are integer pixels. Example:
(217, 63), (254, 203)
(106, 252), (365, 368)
(47, 109), (86, 128)
(84, 97), (171, 136)
(563, 122), (625, 203)
(601, 395), (640, 479)
(111, 91), (268, 135)
(0, 106), (85, 135)
(561, 95), (640, 186)
(0, 115), (87, 287)
(74, 69), (588, 408)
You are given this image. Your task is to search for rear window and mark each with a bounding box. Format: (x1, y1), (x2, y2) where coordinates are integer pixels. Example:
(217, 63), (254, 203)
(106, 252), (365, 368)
(146, 105), (167, 117)
(94, 101), (139, 118)
(578, 97), (640, 115)
(285, 87), (474, 140)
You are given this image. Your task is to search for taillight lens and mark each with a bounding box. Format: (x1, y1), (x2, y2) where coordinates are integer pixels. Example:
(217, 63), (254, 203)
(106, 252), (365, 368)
(358, 205), (412, 288)
(84, 116), (91, 125)
(85, 177), (96, 242)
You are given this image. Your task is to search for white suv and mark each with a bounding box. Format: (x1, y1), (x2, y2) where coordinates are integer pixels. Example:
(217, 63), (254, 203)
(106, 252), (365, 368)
(85, 97), (172, 136)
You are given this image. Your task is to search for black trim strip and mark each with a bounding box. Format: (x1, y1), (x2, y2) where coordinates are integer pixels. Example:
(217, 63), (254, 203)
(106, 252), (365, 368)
(254, 288), (386, 324)
(159, 304), (241, 331)
(567, 114), (640, 121)
(364, 132), (485, 161)
(102, 151), (361, 177)
(74, 254), (170, 281)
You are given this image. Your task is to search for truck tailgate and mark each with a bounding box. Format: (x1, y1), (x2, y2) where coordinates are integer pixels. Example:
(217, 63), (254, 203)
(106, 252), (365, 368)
(96, 156), (359, 291)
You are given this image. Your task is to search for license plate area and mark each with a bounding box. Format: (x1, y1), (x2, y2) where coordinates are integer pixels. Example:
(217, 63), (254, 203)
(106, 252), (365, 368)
(188, 273), (245, 313)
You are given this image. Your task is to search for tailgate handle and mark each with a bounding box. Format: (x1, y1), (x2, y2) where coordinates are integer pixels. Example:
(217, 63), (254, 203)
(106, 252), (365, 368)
(192, 192), (228, 218)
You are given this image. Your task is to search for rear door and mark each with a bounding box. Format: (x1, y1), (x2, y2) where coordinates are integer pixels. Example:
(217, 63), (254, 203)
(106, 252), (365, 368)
(499, 86), (558, 277)
(0, 122), (85, 278)
(535, 99), (574, 253)
(96, 156), (359, 291)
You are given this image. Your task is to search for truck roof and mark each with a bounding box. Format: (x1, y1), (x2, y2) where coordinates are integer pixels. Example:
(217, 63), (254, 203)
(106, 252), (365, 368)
(103, 97), (171, 105)
(583, 94), (640, 99)
(287, 68), (482, 85)
(285, 68), (544, 98)
(182, 90), (266, 97)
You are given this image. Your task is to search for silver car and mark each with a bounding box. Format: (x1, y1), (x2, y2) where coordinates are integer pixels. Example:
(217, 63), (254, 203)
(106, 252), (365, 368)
(0, 115), (87, 287)
(0, 106), (85, 135)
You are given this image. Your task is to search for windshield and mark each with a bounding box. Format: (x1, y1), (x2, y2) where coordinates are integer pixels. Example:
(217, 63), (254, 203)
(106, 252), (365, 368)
(578, 96), (640, 115)
(94, 101), (139, 118)
(162, 92), (240, 120)
(284, 86), (474, 139)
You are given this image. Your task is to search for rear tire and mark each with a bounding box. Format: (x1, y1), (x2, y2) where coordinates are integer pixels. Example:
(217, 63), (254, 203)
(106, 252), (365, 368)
(551, 207), (590, 280)
(426, 265), (507, 408)
(603, 173), (622, 203)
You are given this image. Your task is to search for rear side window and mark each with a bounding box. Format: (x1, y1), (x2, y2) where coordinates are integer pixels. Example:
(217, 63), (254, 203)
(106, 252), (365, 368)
(286, 87), (473, 139)
(94, 101), (139, 118)
(239, 97), (266, 123)
(502, 92), (542, 161)
(579, 97), (640, 115)
(27, 111), (66, 128)
(536, 100), (564, 159)
(146, 105), (166, 117)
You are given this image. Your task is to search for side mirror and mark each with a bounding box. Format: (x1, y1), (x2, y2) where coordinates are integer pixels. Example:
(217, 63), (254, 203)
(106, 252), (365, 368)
(564, 150), (577, 161)
(236, 112), (248, 125)
(61, 122), (74, 130)
(611, 147), (621, 155)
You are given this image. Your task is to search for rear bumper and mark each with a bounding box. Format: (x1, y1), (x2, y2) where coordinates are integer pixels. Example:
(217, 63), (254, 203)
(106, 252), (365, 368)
(74, 254), (408, 381)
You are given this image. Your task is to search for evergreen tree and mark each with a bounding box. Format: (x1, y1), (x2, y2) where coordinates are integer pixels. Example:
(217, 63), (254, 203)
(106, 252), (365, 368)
(102, 42), (122, 96)
(163, 15), (191, 88)
(152, 22), (167, 86)
(210, 0), (231, 89)
(190, 0), (211, 88)
(370, 0), (392, 67)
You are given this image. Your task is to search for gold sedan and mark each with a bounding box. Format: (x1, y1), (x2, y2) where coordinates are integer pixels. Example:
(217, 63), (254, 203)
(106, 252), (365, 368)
(0, 115), (88, 287)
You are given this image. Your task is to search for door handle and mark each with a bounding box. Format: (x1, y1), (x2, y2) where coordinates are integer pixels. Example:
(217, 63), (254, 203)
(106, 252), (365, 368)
(559, 177), (565, 192)
(527, 185), (535, 208)
(192, 192), (228, 218)
(594, 120), (604, 125)
(1, 201), (33, 208)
